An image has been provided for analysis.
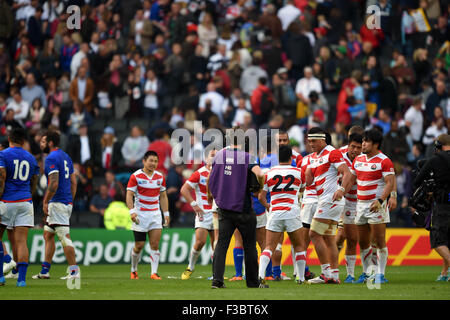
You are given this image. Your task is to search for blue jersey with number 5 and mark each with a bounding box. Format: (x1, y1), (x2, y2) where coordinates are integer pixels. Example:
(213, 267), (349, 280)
(45, 149), (74, 205)
(0, 146), (39, 202)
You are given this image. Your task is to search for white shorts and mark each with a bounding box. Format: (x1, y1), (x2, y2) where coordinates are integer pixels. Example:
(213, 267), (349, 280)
(266, 215), (303, 233)
(195, 212), (214, 231)
(0, 201), (34, 228)
(355, 201), (390, 225)
(256, 212), (267, 229)
(313, 202), (344, 222)
(132, 211), (163, 233)
(300, 202), (317, 225)
(342, 201), (357, 225)
(47, 202), (73, 226)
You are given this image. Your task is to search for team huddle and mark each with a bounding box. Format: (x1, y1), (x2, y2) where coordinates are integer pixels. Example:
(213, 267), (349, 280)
(0, 125), (395, 287)
(177, 125), (396, 286)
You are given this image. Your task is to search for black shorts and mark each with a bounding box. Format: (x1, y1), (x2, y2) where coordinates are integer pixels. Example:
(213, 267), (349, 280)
(133, 231), (147, 242)
(430, 204), (450, 249)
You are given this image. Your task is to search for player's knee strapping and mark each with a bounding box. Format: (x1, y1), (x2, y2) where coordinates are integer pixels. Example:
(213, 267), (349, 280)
(55, 226), (73, 248)
(310, 220), (337, 236)
(44, 225), (56, 234)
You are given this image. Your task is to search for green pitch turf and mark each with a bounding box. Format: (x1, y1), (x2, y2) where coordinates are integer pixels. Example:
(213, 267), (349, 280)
(0, 264), (449, 300)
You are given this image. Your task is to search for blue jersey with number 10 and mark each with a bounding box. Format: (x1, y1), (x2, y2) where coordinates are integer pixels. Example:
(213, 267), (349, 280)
(45, 149), (74, 205)
(0, 146), (39, 202)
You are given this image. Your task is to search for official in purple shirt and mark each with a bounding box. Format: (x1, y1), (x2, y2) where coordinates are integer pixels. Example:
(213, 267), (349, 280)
(208, 133), (266, 289)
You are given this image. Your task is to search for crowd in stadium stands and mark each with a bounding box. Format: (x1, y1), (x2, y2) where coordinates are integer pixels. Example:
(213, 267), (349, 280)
(0, 0), (449, 228)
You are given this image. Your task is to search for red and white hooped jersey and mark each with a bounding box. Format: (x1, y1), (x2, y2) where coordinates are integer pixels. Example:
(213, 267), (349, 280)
(300, 154), (317, 203)
(186, 166), (213, 213)
(309, 145), (346, 204)
(342, 152), (358, 204)
(351, 152), (395, 202)
(263, 165), (302, 220)
(339, 145), (348, 154)
(291, 149), (303, 168)
(127, 169), (166, 213)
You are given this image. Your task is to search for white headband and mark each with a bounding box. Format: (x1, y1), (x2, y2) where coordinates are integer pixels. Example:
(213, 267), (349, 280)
(308, 133), (326, 140)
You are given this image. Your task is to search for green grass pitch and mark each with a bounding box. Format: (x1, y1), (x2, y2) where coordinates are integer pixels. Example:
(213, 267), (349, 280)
(1, 264), (449, 300)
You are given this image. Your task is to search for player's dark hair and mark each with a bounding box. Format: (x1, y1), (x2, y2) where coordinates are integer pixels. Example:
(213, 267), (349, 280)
(307, 127), (325, 135)
(144, 150), (159, 160)
(44, 130), (60, 147)
(0, 140), (9, 150)
(325, 132), (332, 145)
(363, 129), (383, 149)
(348, 125), (364, 136)
(279, 145), (292, 163)
(348, 133), (363, 144)
(8, 128), (27, 144)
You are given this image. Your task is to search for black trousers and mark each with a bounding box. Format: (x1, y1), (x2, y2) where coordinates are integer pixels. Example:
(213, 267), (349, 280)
(212, 208), (259, 288)
(430, 203), (450, 249)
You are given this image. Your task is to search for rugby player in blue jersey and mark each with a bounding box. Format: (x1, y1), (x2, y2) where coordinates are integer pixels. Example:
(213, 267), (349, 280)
(0, 128), (39, 287)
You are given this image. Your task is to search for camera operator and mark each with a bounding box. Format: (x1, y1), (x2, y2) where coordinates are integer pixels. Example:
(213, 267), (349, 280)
(413, 134), (450, 275)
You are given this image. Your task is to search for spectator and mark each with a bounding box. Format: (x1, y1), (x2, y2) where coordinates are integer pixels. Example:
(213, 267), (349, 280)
(41, 102), (64, 131)
(66, 99), (89, 136)
(143, 68), (162, 123)
(207, 43), (229, 75)
(105, 170), (126, 200)
(259, 4), (283, 41)
(240, 50), (268, 97)
(198, 12), (218, 58)
(147, 128), (172, 176)
(285, 22), (313, 80)
(27, 97), (45, 133)
(374, 109), (391, 135)
(277, 0), (301, 32)
(422, 117), (448, 157)
(121, 125), (149, 169)
(383, 120), (410, 165)
(199, 82), (225, 124)
(27, 6), (43, 47)
(130, 8), (153, 54)
(1, 108), (23, 134)
(5, 87), (29, 126)
(307, 90), (329, 127)
(69, 65), (95, 113)
(20, 72), (47, 108)
(404, 97), (425, 143)
(188, 43), (209, 94)
(70, 42), (89, 81)
(60, 33), (79, 74)
(425, 79), (448, 121)
(68, 122), (97, 167)
(89, 184), (113, 228)
(72, 162), (91, 211)
(96, 126), (122, 173)
(250, 77), (275, 127)
(103, 193), (132, 230)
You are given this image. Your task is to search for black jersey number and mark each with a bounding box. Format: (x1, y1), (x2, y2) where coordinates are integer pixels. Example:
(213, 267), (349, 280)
(272, 174), (295, 192)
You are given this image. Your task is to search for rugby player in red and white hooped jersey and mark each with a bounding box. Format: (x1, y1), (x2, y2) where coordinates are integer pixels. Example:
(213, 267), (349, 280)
(338, 125), (364, 155)
(269, 131), (303, 281)
(180, 149), (217, 280)
(305, 127), (353, 284)
(258, 145), (307, 285)
(338, 133), (363, 283)
(350, 129), (396, 284)
(126, 150), (170, 280)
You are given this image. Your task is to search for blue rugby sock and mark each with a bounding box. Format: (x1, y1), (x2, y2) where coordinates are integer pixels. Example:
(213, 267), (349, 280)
(233, 247), (244, 277)
(305, 265), (310, 273)
(0, 242), (4, 278)
(40, 262), (51, 275)
(3, 253), (12, 264)
(17, 262), (28, 283)
(265, 259), (273, 277)
(273, 265), (282, 278)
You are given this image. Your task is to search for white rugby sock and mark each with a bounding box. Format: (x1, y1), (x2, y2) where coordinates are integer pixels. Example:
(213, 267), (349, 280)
(259, 250), (272, 279)
(345, 255), (357, 277)
(377, 247), (388, 275)
(321, 263), (331, 278)
(131, 249), (141, 272)
(188, 249), (201, 271)
(149, 250), (160, 275)
(331, 268), (339, 281)
(372, 248), (379, 266)
(361, 247), (373, 274)
(295, 251), (306, 281)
